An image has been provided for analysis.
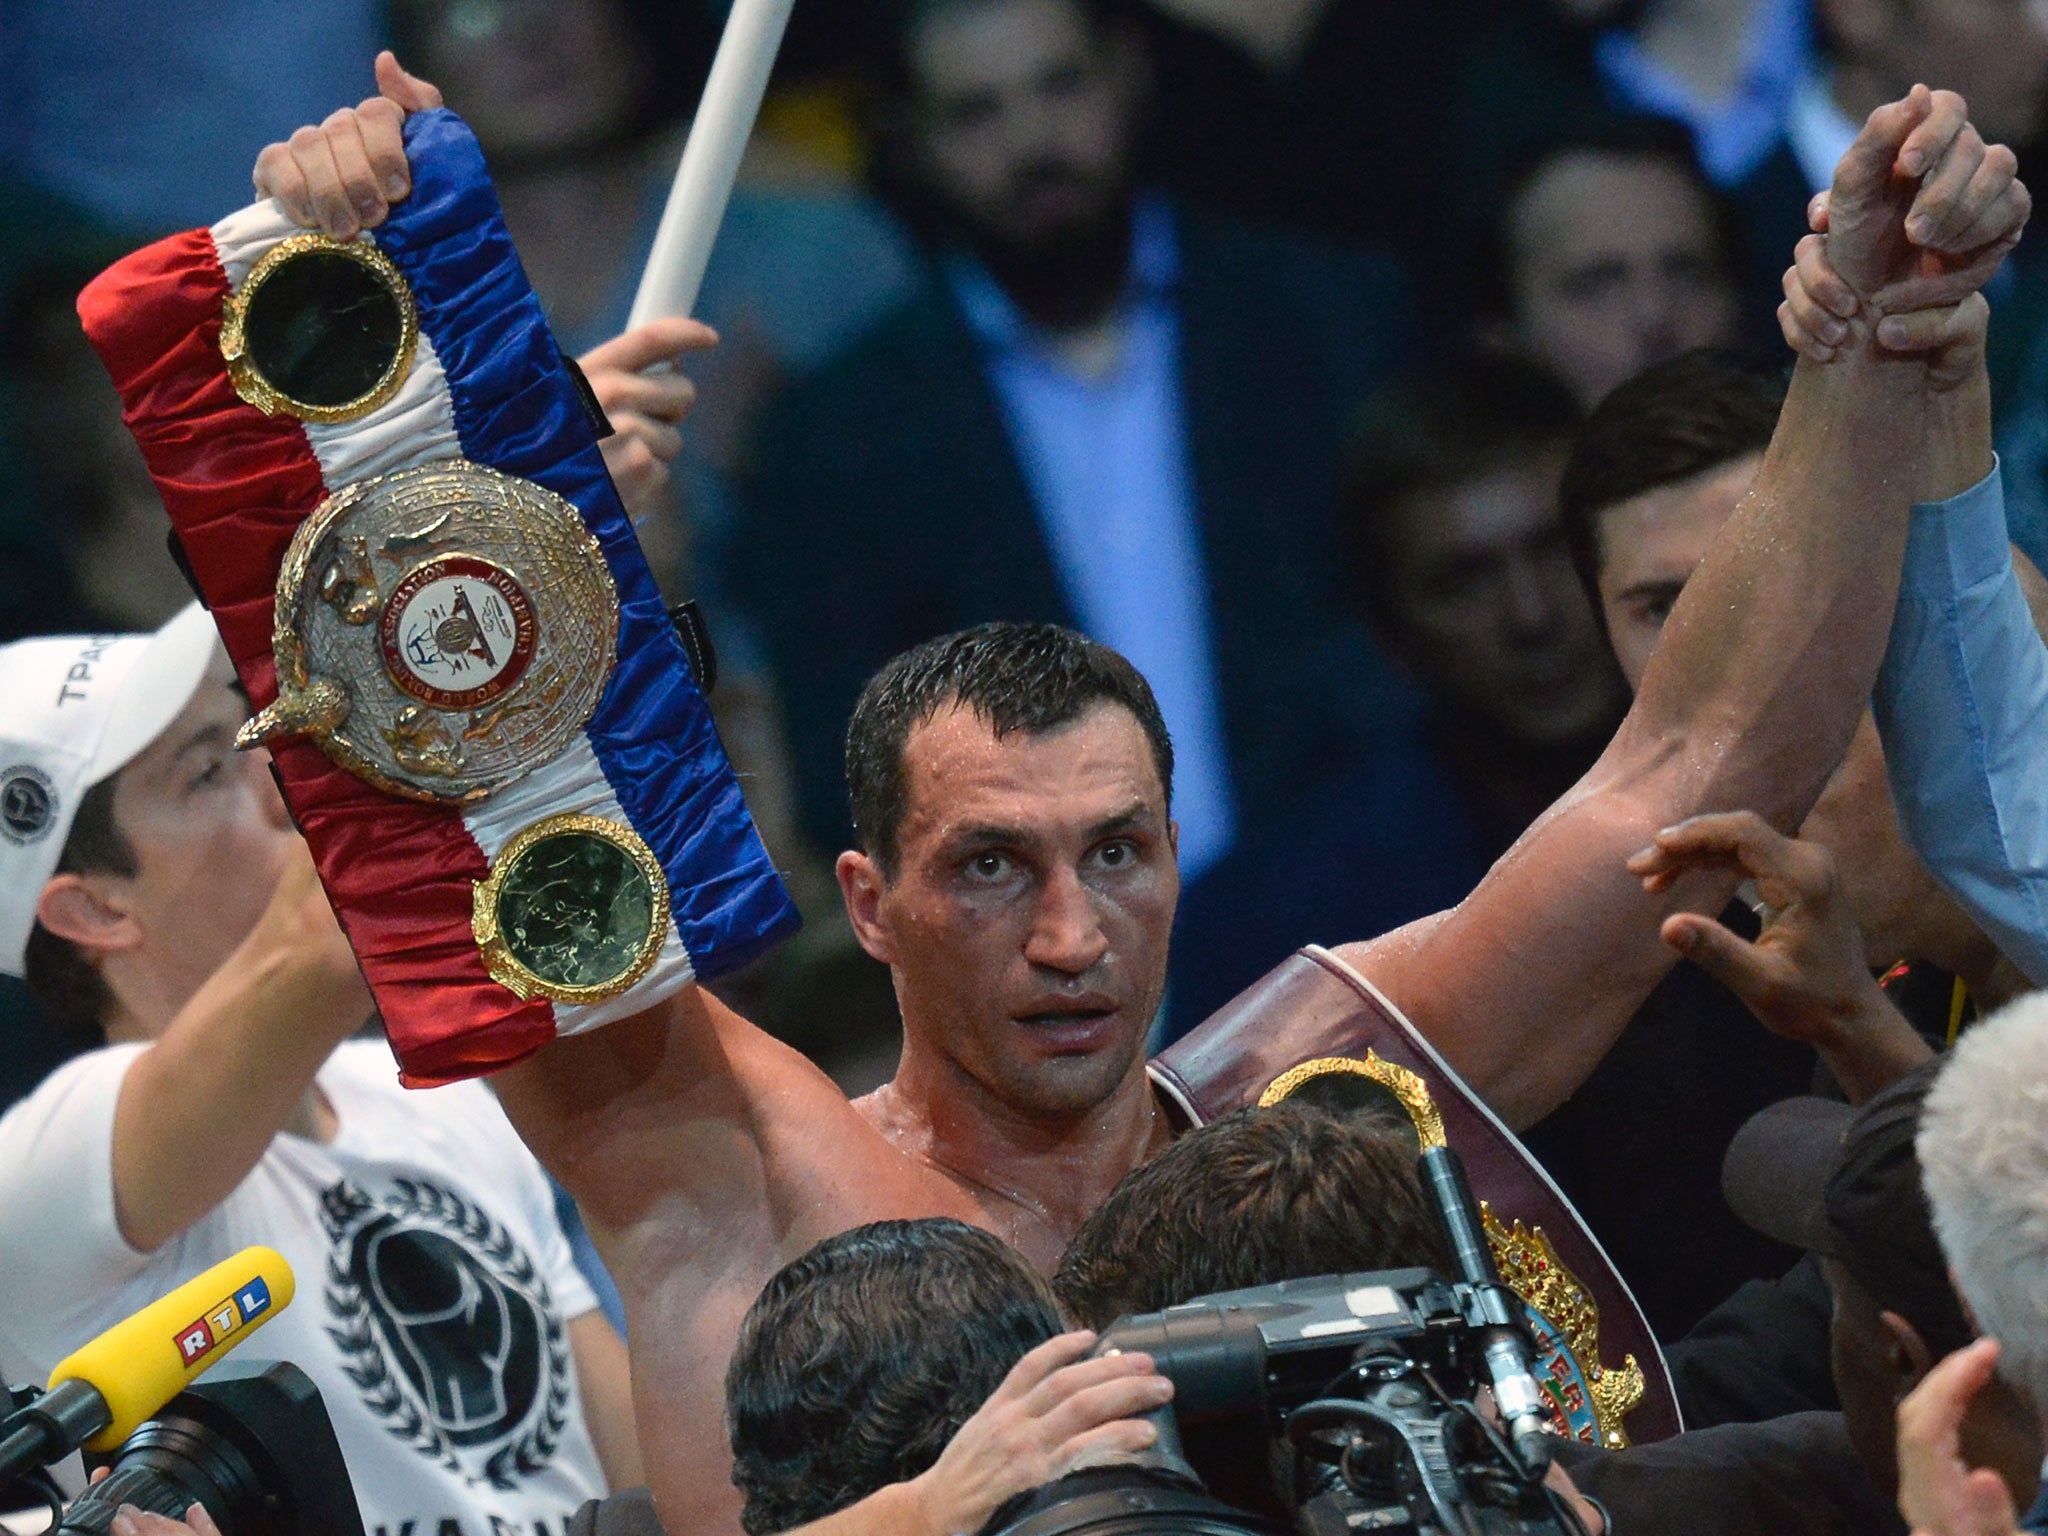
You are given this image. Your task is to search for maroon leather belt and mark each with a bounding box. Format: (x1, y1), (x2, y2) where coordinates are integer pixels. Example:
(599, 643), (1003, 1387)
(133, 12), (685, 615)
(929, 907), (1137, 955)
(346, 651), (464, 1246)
(1151, 946), (1681, 1448)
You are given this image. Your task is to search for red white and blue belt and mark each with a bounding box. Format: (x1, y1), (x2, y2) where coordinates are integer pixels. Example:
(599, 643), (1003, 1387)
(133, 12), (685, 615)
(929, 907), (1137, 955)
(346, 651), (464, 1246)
(78, 108), (799, 1085)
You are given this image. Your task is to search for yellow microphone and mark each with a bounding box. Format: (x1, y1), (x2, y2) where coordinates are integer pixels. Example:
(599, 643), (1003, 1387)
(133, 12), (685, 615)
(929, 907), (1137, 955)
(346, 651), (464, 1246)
(0, 1247), (295, 1479)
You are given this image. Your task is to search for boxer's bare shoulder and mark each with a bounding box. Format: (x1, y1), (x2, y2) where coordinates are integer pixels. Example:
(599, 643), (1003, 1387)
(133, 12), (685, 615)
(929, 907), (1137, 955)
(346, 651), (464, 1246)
(497, 985), (965, 1264)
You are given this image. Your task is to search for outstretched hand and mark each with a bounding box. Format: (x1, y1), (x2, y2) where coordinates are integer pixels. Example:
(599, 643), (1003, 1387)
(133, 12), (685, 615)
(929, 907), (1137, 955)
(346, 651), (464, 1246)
(1627, 811), (1934, 1101)
(899, 1331), (1173, 1536)
(1822, 85), (2029, 317)
(252, 51), (443, 238)
(1896, 1338), (2022, 1536)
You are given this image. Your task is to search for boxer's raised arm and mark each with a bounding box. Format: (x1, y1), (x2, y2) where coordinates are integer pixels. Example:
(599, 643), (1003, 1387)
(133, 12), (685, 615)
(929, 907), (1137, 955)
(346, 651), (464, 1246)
(491, 988), (949, 1536)
(1340, 88), (2024, 1130)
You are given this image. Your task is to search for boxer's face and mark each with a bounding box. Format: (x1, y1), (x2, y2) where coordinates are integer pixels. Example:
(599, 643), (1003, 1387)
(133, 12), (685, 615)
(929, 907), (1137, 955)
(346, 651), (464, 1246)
(840, 700), (1176, 1118)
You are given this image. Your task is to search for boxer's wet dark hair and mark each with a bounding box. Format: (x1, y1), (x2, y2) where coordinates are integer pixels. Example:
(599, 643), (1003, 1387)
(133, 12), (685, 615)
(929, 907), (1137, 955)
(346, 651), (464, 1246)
(846, 622), (1173, 876)
(1559, 346), (1787, 634)
(726, 1217), (1062, 1534)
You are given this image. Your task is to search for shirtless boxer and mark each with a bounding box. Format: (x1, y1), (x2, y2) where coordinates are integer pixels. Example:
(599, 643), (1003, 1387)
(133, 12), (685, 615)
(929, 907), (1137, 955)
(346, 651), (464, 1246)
(257, 60), (2024, 1531)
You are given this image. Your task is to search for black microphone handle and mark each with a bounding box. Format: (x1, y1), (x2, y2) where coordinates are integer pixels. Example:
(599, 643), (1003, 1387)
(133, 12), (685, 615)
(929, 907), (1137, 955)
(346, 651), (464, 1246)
(0, 1423), (51, 1488)
(1417, 1145), (1554, 1478)
(0, 1380), (113, 1486)
(1417, 1145), (1500, 1289)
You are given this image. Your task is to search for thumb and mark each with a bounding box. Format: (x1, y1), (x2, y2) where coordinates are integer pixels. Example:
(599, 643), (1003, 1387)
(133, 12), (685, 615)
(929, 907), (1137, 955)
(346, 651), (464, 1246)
(1660, 914), (1771, 1000)
(375, 50), (444, 113)
(581, 317), (721, 374)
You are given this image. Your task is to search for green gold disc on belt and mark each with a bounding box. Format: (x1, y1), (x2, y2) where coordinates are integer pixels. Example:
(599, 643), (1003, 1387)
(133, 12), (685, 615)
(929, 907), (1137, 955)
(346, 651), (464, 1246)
(473, 813), (671, 1003)
(240, 459), (619, 802)
(221, 234), (418, 422)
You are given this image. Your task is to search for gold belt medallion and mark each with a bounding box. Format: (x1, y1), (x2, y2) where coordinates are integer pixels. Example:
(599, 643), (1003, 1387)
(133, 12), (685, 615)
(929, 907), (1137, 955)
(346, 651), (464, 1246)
(241, 459), (618, 801)
(472, 813), (671, 1003)
(221, 233), (418, 423)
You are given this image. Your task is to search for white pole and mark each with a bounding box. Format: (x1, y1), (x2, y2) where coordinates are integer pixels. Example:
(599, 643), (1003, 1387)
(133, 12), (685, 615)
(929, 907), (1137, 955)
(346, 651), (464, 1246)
(627, 0), (799, 329)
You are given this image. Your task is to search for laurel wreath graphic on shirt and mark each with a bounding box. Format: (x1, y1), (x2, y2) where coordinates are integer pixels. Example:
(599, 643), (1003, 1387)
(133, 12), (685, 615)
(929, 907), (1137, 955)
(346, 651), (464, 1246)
(321, 1177), (573, 1489)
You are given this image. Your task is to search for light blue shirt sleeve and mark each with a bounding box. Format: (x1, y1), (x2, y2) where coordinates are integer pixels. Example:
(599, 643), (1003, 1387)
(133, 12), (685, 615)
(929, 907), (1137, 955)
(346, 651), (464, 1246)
(1874, 460), (2048, 985)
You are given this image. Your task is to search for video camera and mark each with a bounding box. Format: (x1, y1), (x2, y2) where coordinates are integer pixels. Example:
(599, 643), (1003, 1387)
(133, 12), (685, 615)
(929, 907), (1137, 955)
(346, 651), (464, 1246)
(986, 1147), (1591, 1536)
(1, 1251), (361, 1536)
(2, 1359), (363, 1536)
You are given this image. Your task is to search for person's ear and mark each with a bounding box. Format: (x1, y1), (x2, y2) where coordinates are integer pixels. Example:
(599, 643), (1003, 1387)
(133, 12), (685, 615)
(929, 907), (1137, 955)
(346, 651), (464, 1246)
(1879, 1309), (1937, 1395)
(836, 849), (898, 965)
(35, 873), (143, 957)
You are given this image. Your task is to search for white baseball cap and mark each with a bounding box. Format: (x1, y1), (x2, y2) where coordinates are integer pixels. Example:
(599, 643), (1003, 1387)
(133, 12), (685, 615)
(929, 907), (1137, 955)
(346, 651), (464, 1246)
(0, 603), (223, 976)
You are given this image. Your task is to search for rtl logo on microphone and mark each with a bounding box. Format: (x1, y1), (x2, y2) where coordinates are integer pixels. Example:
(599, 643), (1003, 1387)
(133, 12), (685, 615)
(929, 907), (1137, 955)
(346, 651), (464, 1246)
(172, 1277), (275, 1367)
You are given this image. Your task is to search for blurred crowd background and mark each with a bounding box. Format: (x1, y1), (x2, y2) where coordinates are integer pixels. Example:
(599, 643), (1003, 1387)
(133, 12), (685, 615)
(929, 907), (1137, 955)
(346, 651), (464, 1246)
(8, 0), (2048, 1131)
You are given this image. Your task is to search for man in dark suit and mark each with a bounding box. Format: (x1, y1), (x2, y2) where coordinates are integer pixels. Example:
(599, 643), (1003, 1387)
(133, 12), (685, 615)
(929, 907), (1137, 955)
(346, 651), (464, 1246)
(728, 0), (1413, 872)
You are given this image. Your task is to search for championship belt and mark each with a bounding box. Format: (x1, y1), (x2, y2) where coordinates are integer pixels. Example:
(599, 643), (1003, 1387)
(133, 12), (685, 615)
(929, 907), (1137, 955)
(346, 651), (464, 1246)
(1150, 947), (1682, 1449)
(77, 109), (799, 1086)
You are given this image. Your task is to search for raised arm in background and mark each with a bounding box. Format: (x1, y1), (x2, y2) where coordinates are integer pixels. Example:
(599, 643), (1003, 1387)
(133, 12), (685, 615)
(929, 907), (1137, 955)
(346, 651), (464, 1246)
(1338, 87), (2025, 1130)
(1774, 177), (2048, 989)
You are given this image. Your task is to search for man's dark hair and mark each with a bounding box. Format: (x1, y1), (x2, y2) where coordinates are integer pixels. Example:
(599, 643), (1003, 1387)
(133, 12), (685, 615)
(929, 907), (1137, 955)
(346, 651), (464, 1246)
(1054, 1102), (1452, 1518)
(1339, 353), (1582, 635)
(1054, 1101), (1452, 1329)
(726, 1217), (1063, 1534)
(845, 622), (1173, 875)
(21, 777), (134, 1041)
(1476, 117), (1744, 322)
(1558, 347), (1788, 626)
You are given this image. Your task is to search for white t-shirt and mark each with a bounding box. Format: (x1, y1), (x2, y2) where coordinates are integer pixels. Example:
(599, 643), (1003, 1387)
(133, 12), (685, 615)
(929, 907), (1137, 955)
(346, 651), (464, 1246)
(0, 1041), (606, 1536)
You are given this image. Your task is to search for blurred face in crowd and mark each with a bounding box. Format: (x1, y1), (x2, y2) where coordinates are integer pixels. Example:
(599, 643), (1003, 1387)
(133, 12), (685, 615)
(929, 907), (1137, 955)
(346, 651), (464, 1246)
(40, 657), (297, 1040)
(1381, 450), (1623, 749)
(16, 268), (188, 628)
(1822, 0), (2048, 146)
(838, 701), (1176, 1119)
(1825, 1257), (1926, 1498)
(1823, 1258), (2042, 1505)
(400, 0), (645, 158)
(1591, 456), (1989, 971)
(1594, 454), (1761, 693)
(1506, 151), (1739, 410)
(906, 0), (1139, 264)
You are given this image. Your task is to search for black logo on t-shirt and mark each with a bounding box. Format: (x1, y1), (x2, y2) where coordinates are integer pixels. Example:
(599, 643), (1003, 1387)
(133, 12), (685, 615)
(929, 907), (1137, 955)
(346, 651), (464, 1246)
(322, 1177), (573, 1489)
